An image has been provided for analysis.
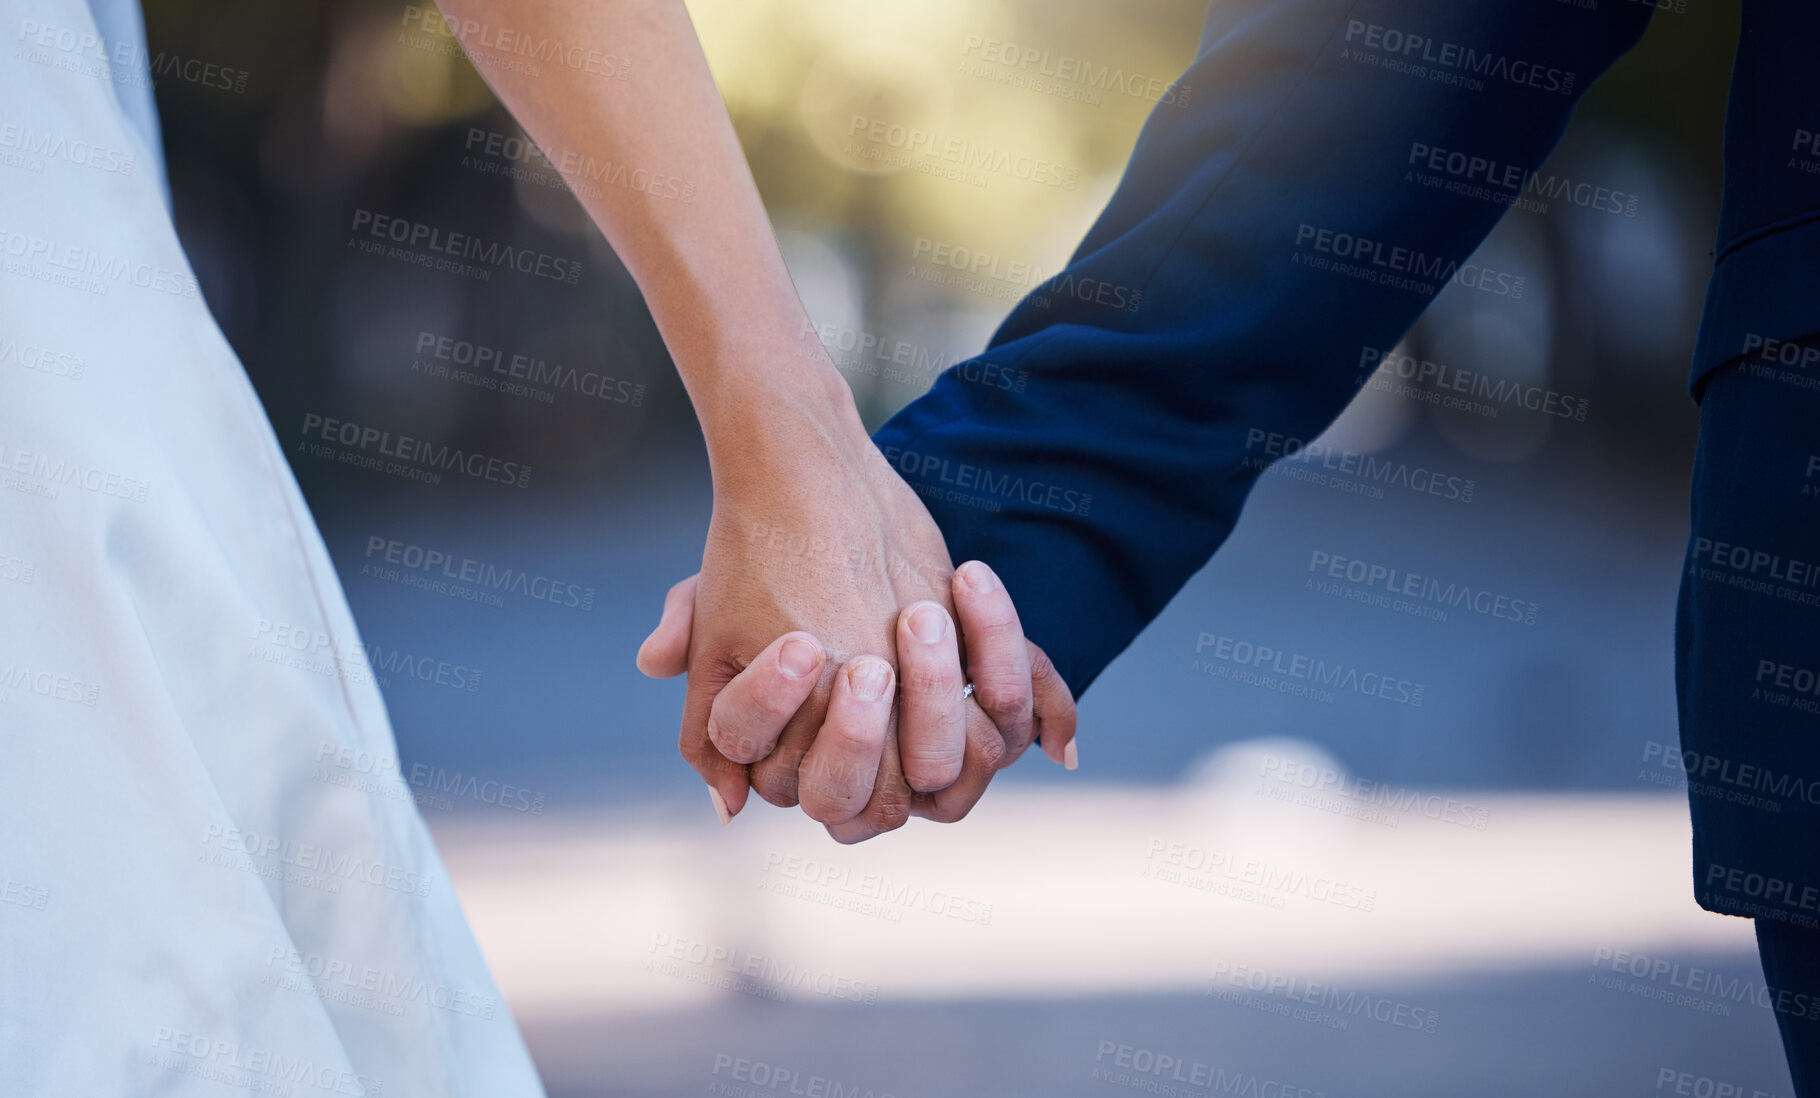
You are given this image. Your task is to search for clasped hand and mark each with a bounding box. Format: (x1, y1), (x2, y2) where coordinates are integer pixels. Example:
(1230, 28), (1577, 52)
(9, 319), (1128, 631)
(636, 375), (1075, 843)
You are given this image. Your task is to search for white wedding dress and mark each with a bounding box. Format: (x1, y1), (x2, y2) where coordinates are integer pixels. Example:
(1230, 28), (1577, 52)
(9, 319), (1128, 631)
(0, 0), (545, 1092)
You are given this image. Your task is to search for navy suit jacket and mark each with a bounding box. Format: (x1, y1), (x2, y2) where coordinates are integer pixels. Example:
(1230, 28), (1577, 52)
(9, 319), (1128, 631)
(874, 0), (1820, 924)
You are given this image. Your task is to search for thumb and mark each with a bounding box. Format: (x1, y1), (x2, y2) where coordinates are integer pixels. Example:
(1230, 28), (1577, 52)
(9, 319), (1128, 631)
(636, 574), (700, 678)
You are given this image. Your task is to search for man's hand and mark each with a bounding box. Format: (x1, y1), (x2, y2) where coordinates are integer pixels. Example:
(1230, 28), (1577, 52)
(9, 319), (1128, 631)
(639, 559), (1079, 842)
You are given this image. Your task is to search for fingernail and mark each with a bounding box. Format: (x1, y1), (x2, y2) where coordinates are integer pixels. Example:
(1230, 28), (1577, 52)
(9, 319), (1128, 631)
(1063, 740), (1079, 771)
(778, 637), (822, 679)
(848, 658), (892, 701)
(708, 786), (732, 825)
(907, 602), (947, 645)
(960, 561), (996, 593)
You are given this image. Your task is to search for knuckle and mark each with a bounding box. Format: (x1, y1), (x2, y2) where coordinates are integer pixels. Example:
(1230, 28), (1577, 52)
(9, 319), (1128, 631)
(1027, 643), (1060, 685)
(904, 763), (963, 795)
(821, 717), (884, 756)
(704, 714), (762, 763)
(678, 739), (744, 780)
(800, 751), (868, 790)
(752, 674), (808, 722)
(828, 823), (876, 846)
(677, 737), (714, 767)
(902, 741), (965, 775)
(923, 792), (978, 824)
(1040, 689), (1079, 738)
(1028, 647), (1080, 722)
(866, 796), (911, 834)
(800, 794), (852, 826)
(898, 694), (957, 727)
(900, 664), (962, 699)
(970, 676), (1030, 718)
(969, 615), (1023, 650)
(797, 767), (868, 811)
(992, 716), (1035, 756)
(976, 729), (1009, 770)
(747, 761), (799, 808)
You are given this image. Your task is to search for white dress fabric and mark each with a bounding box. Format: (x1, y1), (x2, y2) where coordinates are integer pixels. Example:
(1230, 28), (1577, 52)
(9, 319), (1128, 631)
(0, 1), (546, 1092)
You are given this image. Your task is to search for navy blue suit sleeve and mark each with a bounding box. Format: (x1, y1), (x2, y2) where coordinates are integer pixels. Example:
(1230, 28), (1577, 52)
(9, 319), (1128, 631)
(872, 0), (1651, 696)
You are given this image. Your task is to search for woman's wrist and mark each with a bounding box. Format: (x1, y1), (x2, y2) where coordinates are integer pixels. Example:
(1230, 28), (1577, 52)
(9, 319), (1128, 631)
(694, 341), (871, 490)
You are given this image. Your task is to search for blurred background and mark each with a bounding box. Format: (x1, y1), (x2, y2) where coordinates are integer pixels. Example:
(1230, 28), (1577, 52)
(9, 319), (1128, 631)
(142, 0), (1789, 1094)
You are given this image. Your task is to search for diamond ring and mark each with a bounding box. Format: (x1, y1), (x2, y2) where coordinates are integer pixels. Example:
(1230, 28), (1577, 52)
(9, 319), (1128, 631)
(961, 681), (975, 700)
